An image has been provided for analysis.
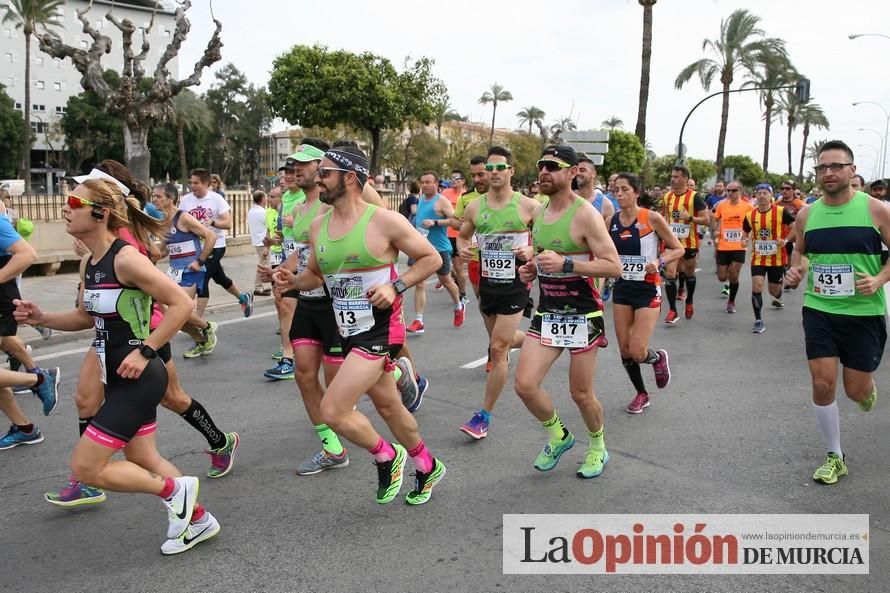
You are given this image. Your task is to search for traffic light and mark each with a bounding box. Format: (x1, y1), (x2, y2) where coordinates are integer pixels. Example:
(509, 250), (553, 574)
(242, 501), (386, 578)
(795, 77), (811, 103)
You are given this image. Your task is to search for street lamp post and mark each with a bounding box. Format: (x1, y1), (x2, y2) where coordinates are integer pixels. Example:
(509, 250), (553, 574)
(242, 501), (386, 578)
(853, 102), (890, 179)
(857, 144), (881, 180)
(857, 129), (885, 177)
(849, 33), (890, 41)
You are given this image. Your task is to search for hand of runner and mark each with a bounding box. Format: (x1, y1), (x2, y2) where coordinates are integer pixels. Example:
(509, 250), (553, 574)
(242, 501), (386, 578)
(282, 215), (294, 227)
(12, 299), (44, 325)
(784, 266), (804, 288)
(187, 261), (201, 272)
(518, 260), (537, 283)
(513, 245), (534, 262)
(645, 260), (659, 274)
(459, 245), (475, 260)
(420, 219), (435, 229)
(118, 349), (149, 380)
(855, 272), (883, 296)
(536, 250), (565, 274)
(257, 264), (274, 283)
(366, 284), (396, 309)
(272, 267), (297, 292)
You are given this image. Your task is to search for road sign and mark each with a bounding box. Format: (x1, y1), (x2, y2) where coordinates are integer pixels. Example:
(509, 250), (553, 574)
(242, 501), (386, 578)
(563, 130), (609, 166)
(562, 131), (610, 143)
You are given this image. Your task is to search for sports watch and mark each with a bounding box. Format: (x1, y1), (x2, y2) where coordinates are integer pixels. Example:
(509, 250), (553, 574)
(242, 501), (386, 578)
(562, 256), (574, 273)
(392, 278), (408, 295)
(139, 344), (158, 359)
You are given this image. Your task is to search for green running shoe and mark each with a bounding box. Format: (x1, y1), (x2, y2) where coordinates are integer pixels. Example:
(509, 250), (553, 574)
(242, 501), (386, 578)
(405, 459), (446, 506)
(577, 449), (609, 479)
(858, 388), (878, 412)
(207, 432), (240, 479)
(375, 443), (407, 504)
(202, 321), (219, 354)
(813, 453), (847, 485)
(183, 342), (206, 359)
(534, 433), (575, 472)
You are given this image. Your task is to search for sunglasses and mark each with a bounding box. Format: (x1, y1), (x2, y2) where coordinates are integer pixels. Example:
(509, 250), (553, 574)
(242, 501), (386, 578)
(781, 186), (793, 190)
(317, 166), (352, 179)
(484, 163), (511, 172)
(727, 188), (741, 193)
(67, 195), (99, 209)
(536, 160), (571, 172)
(451, 176), (463, 181)
(814, 162), (853, 173)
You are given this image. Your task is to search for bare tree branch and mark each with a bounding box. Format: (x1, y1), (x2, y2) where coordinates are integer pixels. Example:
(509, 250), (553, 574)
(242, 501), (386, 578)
(105, 12), (135, 78)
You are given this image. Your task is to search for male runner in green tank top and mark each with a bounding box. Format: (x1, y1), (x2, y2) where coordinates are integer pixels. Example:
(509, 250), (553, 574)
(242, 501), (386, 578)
(785, 140), (890, 485)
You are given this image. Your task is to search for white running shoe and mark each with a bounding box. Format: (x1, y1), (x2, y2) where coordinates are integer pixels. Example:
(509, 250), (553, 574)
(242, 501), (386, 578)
(161, 512), (220, 555)
(161, 476), (199, 539)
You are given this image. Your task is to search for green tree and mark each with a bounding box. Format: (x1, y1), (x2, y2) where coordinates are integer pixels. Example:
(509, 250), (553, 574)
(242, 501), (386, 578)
(722, 154), (765, 187)
(635, 0), (657, 144)
(674, 9), (787, 170)
(0, 84), (25, 178)
(601, 115), (624, 130)
(2, 0), (62, 192)
(649, 154), (716, 187)
(431, 99), (463, 142)
(478, 83), (513, 145)
(805, 138), (827, 164)
(548, 116), (577, 143)
(796, 103), (829, 181)
(600, 130), (646, 179)
(442, 126), (487, 176)
(406, 129), (447, 179)
(741, 56), (797, 171)
(60, 70), (125, 171)
(268, 45), (444, 175)
(516, 106), (546, 135)
(171, 89), (213, 182)
(504, 132), (544, 188)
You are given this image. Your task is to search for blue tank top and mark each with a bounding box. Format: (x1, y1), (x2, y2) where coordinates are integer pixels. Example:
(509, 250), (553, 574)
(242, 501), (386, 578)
(166, 211), (203, 269)
(415, 194), (451, 253)
(591, 193), (604, 213)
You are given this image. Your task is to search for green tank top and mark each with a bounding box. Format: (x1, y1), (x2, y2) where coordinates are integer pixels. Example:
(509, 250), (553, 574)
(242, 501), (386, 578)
(475, 192), (528, 235)
(316, 204), (392, 274)
(803, 191), (885, 316)
(292, 197), (323, 244)
(532, 196), (588, 254)
(293, 198), (326, 300)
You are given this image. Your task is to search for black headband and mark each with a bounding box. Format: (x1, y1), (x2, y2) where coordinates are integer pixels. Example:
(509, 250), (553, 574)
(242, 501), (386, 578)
(326, 149), (370, 186)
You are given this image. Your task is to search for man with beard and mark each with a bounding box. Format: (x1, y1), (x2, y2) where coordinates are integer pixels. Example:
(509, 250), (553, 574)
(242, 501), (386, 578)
(575, 156), (614, 220)
(454, 156), (488, 301)
(273, 144), (446, 505)
(785, 140), (890, 485)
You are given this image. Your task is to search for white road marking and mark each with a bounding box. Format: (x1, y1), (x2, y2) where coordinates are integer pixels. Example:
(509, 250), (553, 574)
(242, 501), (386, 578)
(460, 348), (520, 369)
(32, 310), (279, 363)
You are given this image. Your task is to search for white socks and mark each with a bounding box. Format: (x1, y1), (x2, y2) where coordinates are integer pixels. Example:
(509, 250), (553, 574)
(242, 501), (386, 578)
(813, 401), (842, 458)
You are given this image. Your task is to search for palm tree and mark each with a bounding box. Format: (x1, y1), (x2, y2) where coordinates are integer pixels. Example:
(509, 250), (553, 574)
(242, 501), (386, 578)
(674, 9), (787, 170)
(478, 83), (513, 145)
(601, 116), (624, 130)
(742, 56), (797, 172)
(432, 99), (463, 141)
(549, 117), (577, 143)
(2, 0), (62, 193)
(805, 138), (828, 164)
(797, 104), (829, 181)
(635, 0), (657, 144)
(517, 106), (546, 135)
(776, 89), (802, 175)
(171, 90), (214, 182)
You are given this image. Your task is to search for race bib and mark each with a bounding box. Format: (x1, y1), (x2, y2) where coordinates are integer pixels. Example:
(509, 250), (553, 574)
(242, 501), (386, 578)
(94, 338), (107, 385)
(296, 243), (326, 298)
(540, 314), (587, 348)
(166, 267), (184, 284)
(282, 238), (297, 257)
(754, 240), (778, 256)
(332, 299), (374, 337)
(167, 240), (196, 257)
(481, 251), (515, 279)
(620, 255), (647, 281)
(671, 223), (691, 239)
(270, 250), (284, 266)
(417, 226), (430, 237)
(811, 264), (855, 297)
(722, 229), (743, 242)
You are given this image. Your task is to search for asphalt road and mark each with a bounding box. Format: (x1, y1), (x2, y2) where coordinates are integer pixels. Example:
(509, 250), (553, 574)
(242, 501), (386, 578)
(1, 244), (888, 593)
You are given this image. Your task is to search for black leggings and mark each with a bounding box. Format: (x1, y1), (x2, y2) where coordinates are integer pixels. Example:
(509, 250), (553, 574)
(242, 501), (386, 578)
(198, 246), (234, 298)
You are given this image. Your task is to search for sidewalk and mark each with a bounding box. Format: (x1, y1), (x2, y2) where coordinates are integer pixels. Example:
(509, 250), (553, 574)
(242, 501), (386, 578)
(18, 252), (276, 349)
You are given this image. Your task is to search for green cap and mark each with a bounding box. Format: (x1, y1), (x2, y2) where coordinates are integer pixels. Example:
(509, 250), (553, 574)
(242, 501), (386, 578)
(281, 144), (325, 170)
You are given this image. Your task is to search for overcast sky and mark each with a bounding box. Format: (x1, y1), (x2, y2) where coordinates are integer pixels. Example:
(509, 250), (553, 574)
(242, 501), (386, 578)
(177, 0), (890, 179)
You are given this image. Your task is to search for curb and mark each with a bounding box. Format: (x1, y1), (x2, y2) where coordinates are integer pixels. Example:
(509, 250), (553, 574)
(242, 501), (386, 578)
(22, 295), (278, 351)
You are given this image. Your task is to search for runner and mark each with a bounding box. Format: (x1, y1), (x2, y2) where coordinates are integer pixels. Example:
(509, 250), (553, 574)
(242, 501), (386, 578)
(513, 144), (621, 479)
(608, 173), (682, 414)
(248, 189), (272, 296)
(743, 183), (796, 333)
(576, 154), (616, 302)
(273, 144), (446, 504)
(454, 156), (488, 302)
(442, 170), (469, 304)
(405, 171), (465, 334)
(16, 177), (220, 554)
(784, 140), (890, 485)
(456, 145), (537, 439)
(775, 179), (806, 289)
(152, 182), (220, 358)
(661, 165), (708, 322)
(180, 168), (253, 319)
(712, 180), (754, 314)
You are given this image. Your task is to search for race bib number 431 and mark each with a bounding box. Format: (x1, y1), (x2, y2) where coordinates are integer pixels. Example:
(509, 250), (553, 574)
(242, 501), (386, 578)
(812, 264), (854, 297)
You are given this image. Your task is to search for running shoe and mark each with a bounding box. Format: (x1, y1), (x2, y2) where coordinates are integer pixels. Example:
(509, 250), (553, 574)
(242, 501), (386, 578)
(460, 293), (469, 306)
(271, 347), (283, 361)
(577, 449), (609, 479)
(626, 392), (650, 414)
(45, 477), (106, 507)
(183, 342), (206, 359)
(858, 388), (878, 412)
(161, 511), (220, 555)
(653, 350), (671, 389)
(35, 325), (53, 340)
(253, 288), (272, 297)
(434, 281), (443, 290)
(771, 298), (784, 308)
(162, 476), (199, 538)
(201, 321), (219, 354)
(752, 320), (765, 334)
(722, 285), (730, 296)
(453, 303), (466, 327)
(239, 292), (254, 318)
(406, 320), (425, 334)
(0, 425), (43, 450)
(264, 359), (295, 380)
(725, 301), (736, 314)
(394, 357), (420, 411)
(813, 453), (847, 485)
(297, 449), (350, 475)
(677, 288), (686, 301)
(459, 412), (489, 440)
(684, 303), (694, 320)
(207, 432), (240, 479)
(412, 375), (430, 413)
(601, 279), (613, 303)
(405, 459), (446, 505)
(663, 310), (679, 325)
(34, 367), (60, 416)
(375, 443), (407, 504)
(534, 433), (575, 471)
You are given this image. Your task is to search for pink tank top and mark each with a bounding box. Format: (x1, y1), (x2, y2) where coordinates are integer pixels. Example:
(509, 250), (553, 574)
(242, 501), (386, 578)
(117, 227), (164, 330)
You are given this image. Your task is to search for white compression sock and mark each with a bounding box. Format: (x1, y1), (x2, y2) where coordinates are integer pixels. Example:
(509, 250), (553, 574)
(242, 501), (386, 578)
(813, 401), (842, 458)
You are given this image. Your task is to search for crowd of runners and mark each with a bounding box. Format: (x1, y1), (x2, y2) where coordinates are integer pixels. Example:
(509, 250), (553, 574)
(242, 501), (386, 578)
(0, 137), (886, 555)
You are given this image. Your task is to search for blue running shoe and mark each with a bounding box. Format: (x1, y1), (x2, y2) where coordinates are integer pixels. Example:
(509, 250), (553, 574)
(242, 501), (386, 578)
(45, 477), (106, 507)
(410, 375), (430, 413)
(264, 359), (294, 380)
(34, 367), (60, 416)
(0, 425), (44, 450)
(239, 292), (254, 318)
(601, 279), (614, 303)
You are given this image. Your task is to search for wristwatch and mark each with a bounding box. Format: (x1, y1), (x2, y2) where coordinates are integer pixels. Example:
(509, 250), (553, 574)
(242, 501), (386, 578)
(197, 258), (206, 267)
(392, 278), (408, 295)
(139, 344), (158, 359)
(562, 256), (574, 273)
(209, 220), (216, 228)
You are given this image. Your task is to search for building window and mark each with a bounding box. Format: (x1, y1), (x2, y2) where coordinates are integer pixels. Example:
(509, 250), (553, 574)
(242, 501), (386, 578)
(35, 80), (45, 89)
(55, 106), (67, 114)
(53, 82), (61, 91)
(31, 121), (47, 133)
(14, 102), (22, 110)
(32, 104), (46, 112)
